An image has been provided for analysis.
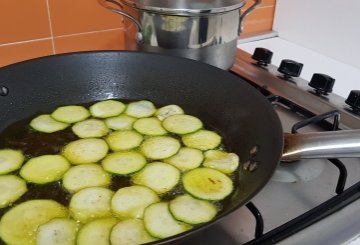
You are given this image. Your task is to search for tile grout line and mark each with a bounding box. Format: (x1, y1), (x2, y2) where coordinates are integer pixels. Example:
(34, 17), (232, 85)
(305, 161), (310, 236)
(45, 0), (56, 54)
(54, 27), (125, 38)
(254, 5), (275, 9)
(0, 37), (53, 47)
(244, 5), (275, 10)
(0, 28), (125, 48)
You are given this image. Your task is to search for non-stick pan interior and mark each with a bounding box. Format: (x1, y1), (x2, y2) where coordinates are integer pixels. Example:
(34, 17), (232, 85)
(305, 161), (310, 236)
(0, 51), (283, 242)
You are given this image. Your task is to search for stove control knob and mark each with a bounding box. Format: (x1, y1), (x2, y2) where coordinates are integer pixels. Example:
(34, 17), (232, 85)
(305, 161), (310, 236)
(345, 90), (360, 113)
(308, 73), (335, 95)
(278, 59), (303, 78)
(252, 47), (273, 66)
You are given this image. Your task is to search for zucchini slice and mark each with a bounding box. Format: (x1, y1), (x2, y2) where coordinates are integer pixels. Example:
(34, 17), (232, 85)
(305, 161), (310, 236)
(141, 136), (181, 160)
(182, 129), (221, 151)
(0, 200), (68, 245)
(132, 162), (180, 194)
(110, 219), (157, 245)
(51, 105), (90, 124)
(125, 100), (156, 118)
(133, 117), (167, 136)
(36, 218), (78, 245)
(30, 114), (69, 133)
(0, 175), (27, 208)
(164, 147), (204, 172)
(0, 149), (25, 175)
(155, 104), (184, 121)
(111, 185), (159, 219)
(63, 164), (111, 193)
(169, 194), (217, 224)
(143, 202), (192, 239)
(101, 151), (146, 175)
(203, 150), (240, 174)
(105, 130), (143, 151)
(69, 187), (114, 223)
(162, 114), (203, 134)
(71, 119), (109, 138)
(90, 100), (126, 118)
(105, 115), (136, 131)
(20, 155), (70, 184)
(182, 168), (233, 201)
(77, 218), (118, 245)
(62, 138), (109, 165)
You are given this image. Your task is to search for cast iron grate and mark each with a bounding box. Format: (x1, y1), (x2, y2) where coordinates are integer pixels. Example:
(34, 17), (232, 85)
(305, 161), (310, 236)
(243, 96), (360, 245)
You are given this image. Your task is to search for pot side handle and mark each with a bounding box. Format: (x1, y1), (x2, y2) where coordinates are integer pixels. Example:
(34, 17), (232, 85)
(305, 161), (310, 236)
(282, 130), (360, 161)
(98, 0), (144, 42)
(238, 0), (262, 34)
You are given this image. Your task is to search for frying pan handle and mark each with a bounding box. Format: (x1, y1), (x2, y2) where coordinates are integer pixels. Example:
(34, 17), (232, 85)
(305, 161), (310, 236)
(98, 0), (144, 42)
(238, 0), (262, 34)
(282, 130), (360, 161)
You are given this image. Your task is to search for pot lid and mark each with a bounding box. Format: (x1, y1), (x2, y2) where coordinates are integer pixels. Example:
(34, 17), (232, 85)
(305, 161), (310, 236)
(121, 0), (246, 15)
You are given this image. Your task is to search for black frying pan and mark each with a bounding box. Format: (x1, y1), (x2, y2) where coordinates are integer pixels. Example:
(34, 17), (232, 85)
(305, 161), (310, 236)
(0, 51), (283, 244)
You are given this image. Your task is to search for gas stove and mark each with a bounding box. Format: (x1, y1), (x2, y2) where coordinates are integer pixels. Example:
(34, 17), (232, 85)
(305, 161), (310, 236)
(183, 48), (360, 245)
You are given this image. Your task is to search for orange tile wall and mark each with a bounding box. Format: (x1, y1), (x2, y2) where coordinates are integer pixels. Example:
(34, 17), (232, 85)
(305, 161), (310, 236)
(242, 0), (276, 34)
(0, 0), (275, 67)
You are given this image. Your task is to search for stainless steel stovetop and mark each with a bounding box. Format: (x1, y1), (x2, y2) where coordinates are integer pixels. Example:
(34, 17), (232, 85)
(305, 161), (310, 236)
(182, 49), (360, 245)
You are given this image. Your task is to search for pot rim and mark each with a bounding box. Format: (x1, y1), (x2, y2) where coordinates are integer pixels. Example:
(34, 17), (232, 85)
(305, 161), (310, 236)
(121, 0), (246, 16)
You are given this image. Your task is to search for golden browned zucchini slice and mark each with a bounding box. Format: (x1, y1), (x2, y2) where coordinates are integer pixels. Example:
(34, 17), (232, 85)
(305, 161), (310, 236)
(182, 168), (233, 201)
(0, 200), (68, 245)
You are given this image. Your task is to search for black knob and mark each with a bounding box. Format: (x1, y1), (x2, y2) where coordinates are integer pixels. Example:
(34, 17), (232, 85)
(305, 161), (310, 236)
(278, 59), (303, 78)
(308, 73), (335, 95)
(252, 48), (273, 66)
(345, 90), (360, 113)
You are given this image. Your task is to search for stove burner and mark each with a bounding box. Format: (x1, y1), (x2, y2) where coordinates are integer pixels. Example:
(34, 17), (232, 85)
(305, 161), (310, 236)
(272, 159), (327, 183)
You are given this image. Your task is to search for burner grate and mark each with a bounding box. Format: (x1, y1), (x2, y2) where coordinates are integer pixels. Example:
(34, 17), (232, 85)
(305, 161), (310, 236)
(290, 110), (347, 194)
(242, 95), (359, 244)
(245, 180), (360, 245)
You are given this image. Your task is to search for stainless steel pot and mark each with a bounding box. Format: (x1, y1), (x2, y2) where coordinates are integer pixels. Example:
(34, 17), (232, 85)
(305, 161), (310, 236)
(98, 0), (261, 70)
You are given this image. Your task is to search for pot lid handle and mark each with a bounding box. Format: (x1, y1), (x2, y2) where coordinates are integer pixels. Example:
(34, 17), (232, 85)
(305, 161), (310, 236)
(119, 0), (246, 15)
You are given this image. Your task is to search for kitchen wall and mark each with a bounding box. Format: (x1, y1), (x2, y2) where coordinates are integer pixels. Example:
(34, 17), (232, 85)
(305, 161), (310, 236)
(0, 0), (275, 67)
(0, 0), (126, 67)
(242, 0), (276, 35)
(274, 0), (360, 69)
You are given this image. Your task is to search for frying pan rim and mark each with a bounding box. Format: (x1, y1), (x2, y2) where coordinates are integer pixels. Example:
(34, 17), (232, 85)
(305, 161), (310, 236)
(0, 50), (284, 244)
(0, 49), (230, 70)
